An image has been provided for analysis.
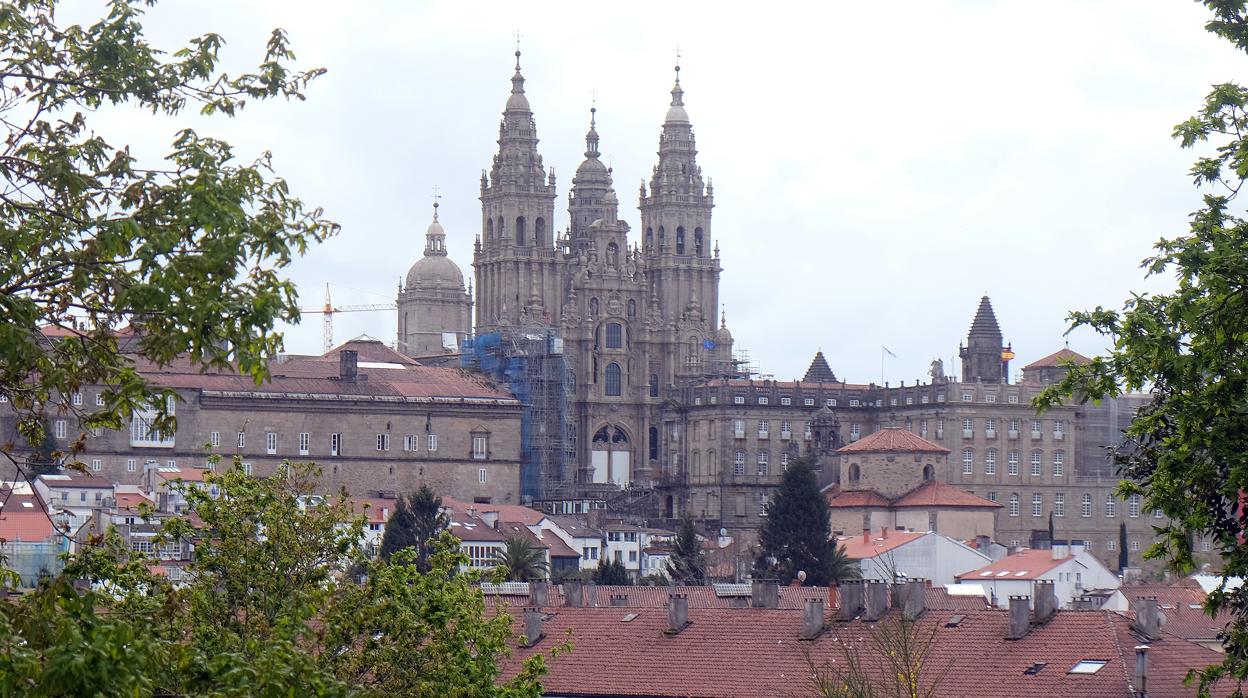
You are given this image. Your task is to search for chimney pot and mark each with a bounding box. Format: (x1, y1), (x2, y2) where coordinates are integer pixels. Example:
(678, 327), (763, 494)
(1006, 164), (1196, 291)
(862, 581), (889, 622)
(1033, 580), (1057, 622)
(1133, 597), (1161, 641)
(1007, 595), (1031, 640)
(610, 593), (629, 607)
(584, 582), (598, 607)
(339, 349), (359, 382)
(802, 598), (825, 638)
(1135, 644), (1150, 695)
(838, 580), (864, 621)
(751, 580), (779, 608)
(523, 607), (543, 645)
(903, 579), (926, 621)
(667, 593), (690, 633)
(531, 581), (549, 607)
(563, 580), (583, 607)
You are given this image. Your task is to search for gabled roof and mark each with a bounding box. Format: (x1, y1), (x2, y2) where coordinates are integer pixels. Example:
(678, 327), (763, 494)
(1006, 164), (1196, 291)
(837, 427), (950, 454)
(448, 514), (506, 543)
(825, 489), (892, 508)
(891, 480), (1002, 509)
(1025, 348), (1092, 370)
(838, 530), (927, 559)
(956, 548), (1071, 581)
(155, 466), (209, 483)
(803, 351), (837, 383)
(1115, 584), (1231, 641)
(0, 495), (55, 541)
(37, 472), (113, 489)
(442, 496), (546, 526)
(349, 496), (398, 524)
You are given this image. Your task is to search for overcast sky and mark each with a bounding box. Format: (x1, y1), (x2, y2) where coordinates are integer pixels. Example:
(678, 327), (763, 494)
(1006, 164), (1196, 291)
(71, 1), (1245, 384)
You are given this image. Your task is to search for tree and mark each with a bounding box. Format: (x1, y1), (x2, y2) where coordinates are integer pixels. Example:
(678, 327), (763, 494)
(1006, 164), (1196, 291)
(594, 557), (630, 586)
(378, 484), (449, 569)
(493, 537), (549, 582)
(665, 516), (706, 585)
(806, 613), (945, 698)
(0, 0), (337, 477)
(755, 457), (859, 586)
(1033, 2), (1248, 691)
(25, 420), (59, 476)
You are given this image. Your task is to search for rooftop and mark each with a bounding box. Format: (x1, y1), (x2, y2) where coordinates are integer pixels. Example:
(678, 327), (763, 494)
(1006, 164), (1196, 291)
(957, 548), (1072, 581)
(891, 480), (1002, 509)
(838, 530), (927, 559)
(1024, 348), (1092, 370)
(837, 427), (951, 454)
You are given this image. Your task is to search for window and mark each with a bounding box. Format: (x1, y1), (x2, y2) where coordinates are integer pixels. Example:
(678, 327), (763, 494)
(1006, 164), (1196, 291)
(962, 392), (972, 402)
(1007, 450), (1019, 475)
(850, 423), (860, 439)
(167, 459), (176, 468)
(781, 452), (790, 471)
(1031, 450), (1042, 476)
(54, 419), (66, 439)
(266, 432), (277, 455)
(962, 417), (973, 433)
(758, 420), (769, 438)
(1069, 660), (1107, 675)
(848, 464), (861, 482)
(299, 432), (310, 455)
(920, 419), (928, 438)
(237, 431), (246, 449)
(986, 418), (997, 435)
(1129, 494), (1141, 518)
(605, 323), (623, 349)
(962, 448), (974, 474)
(330, 433), (341, 457)
(906, 396), (914, 405)
(376, 434), (389, 451)
(243, 462), (253, 475)
(847, 399), (857, 407)
(1008, 394), (1019, 404)
(1081, 493), (1092, 517)
(759, 492), (769, 516)
(985, 449), (997, 475)
(1107, 539), (1116, 551)
(757, 451), (769, 476)
(804, 422), (812, 440)
(1154, 508), (1163, 519)
(734, 420), (745, 438)
(126, 458), (136, 472)
(734, 451), (745, 476)
(649, 374), (659, 398)
(72, 391), (83, 406)
(1203, 540), (1212, 552)
(1009, 494), (1019, 517)
(1008, 418), (1020, 433)
(428, 434), (438, 451)
(734, 396), (745, 405)
(1105, 495), (1116, 518)
(803, 398), (815, 407)
(605, 363), (622, 396)
(95, 392), (105, 406)
(781, 420), (792, 438)
(921, 394), (930, 404)
(758, 396), (769, 405)
(473, 433), (488, 460)
(403, 434), (417, 452)
(985, 393), (997, 403)
(210, 431), (220, 447)
(1130, 540), (1140, 552)
(478, 467), (488, 484)
(781, 397), (791, 406)
(1031, 420), (1042, 437)
(90, 458), (101, 471)
(1052, 451), (1064, 476)
(1032, 493), (1043, 517)
(1054, 493), (1065, 517)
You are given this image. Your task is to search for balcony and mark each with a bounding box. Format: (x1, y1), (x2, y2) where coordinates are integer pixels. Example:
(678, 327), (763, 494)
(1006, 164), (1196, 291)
(849, 433), (860, 442)
(733, 429), (746, 439)
(985, 429), (996, 439)
(758, 430), (770, 439)
(1007, 430), (1019, 440)
(1053, 431), (1064, 441)
(962, 429), (974, 439)
(780, 430), (792, 440)
(1031, 431), (1042, 440)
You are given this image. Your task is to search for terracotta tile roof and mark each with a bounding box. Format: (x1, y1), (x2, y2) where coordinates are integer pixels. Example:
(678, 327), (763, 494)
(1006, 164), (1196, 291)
(442, 496), (546, 526)
(825, 488), (892, 508)
(1024, 348), (1092, 370)
(37, 472), (114, 489)
(891, 480), (1002, 509)
(925, 586), (992, 610)
(1117, 584), (1231, 642)
(503, 607), (1229, 697)
(490, 584), (833, 610)
(155, 467), (209, 483)
(837, 427), (950, 454)
(114, 491), (154, 511)
(348, 496), (399, 524)
(956, 548), (1070, 581)
(447, 514), (506, 543)
(546, 515), (603, 538)
(838, 530), (927, 559)
(0, 495), (55, 541)
(532, 528), (579, 558)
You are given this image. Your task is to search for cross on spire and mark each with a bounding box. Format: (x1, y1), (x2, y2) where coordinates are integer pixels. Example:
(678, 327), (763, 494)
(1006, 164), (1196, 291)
(431, 185), (441, 218)
(513, 30), (523, 69)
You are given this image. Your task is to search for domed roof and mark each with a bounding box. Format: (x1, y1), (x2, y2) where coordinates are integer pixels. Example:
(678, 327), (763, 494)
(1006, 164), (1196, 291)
(665, 66), (690, 124)
(406, 255), (464, 290)
(505, 51), (530, 112)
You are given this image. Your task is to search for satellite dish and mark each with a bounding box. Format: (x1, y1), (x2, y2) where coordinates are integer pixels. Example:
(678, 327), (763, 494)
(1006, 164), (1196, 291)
(719, 527), (727, 537)
(797, 570), (808, 583)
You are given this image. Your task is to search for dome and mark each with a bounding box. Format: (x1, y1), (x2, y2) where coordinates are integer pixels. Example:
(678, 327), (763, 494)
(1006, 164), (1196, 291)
(406, 255), (464, 290)
(506, 91), (530, 111)
(425, 217), (445, 238)
(575, 155), (608, 179)
(665, 104), (690, 124)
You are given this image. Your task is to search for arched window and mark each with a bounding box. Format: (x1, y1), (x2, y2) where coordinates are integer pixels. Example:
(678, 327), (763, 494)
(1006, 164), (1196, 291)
(605, 363), (622, 396)
(658, 226), (665, 249)
(646, 227), (653, 250)
(497, 216), (505, 240)
(691, 450), (700, 478)
(627, 299), (637, 318)
(676, 226), (686, 255)
(923, 464), (935, 481)
(848, 464), (860, 482)
(606, 242), (619, 268)
(486, 218), (494, 241)
(1009, 493), (1020, 517)
(534, 217), (545, 246)
(708, 448), (716, 476)
(649, 373), (659, 398)
(694, 227), (704, 256)
(593, 427), (611, 443)
(606, 322), (623, 349)
(515, 216), (526, 245)
(649, 426), (659, 461)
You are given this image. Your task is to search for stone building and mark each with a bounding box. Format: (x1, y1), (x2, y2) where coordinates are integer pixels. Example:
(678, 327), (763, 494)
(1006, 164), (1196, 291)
(397, 203), (472, 357)
(0, 338), (524, 504)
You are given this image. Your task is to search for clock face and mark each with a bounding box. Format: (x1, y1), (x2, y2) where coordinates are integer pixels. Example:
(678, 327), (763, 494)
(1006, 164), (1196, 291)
(703, 339), (717, 350)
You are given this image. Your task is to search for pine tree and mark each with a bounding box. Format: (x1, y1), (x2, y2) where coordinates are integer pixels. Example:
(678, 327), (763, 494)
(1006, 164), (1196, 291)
(379, 485), (448, 569)
(594, 557), (631, 585)
(665, 516), (706, 585)
(755, 457), (858, 586)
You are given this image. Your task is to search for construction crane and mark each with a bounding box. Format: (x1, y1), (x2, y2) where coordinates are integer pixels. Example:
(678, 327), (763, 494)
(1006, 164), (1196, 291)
(299, 285), (396, 352)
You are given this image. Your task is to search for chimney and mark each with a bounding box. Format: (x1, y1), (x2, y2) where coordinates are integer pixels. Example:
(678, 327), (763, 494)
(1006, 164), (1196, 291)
(523, 607), (543, 645)
(882, 527), (889, 539)
(339, 349), (359, 382)
(976, 534), (991, 553)
(802, 598), (825, 639)
(584, 582), (598, 607)
(1007, 596), (1031, 640)
(751, 580), (779, 608)
(667, 593), (690, 633)
(563, 580), (583, 608)
(1052, 541), (1068, 559)
(903, 579), (926, 621)
(862, 581), (889, 622)
(863, 529), (870, 545)
(1133, 597), (1161, 641)
(1070, 540), (1086, 556)
(531, 581), (549, 607)
(1135, 644), (1150, 696)
(1033, 580), (1057, 622)
(838, 580), (864, 621)
(610, 593), (629, 607)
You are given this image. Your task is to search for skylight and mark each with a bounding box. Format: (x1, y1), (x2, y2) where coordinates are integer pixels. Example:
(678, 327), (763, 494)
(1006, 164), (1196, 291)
(1069, 660), (1107, 674)
(1013, 571), (1029, 577)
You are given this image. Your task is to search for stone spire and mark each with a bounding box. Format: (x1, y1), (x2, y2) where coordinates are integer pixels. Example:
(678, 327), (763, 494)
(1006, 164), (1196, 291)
(960, 295), (1008, 383)
(803, 351), (838, 384)
(569, 105), (616, 252)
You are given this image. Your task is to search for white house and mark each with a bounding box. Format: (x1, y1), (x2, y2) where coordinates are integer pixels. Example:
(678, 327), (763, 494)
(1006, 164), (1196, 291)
(839, 529), (991, 587)
(540, 516), (604, 571)
(955, 543), (1120, 608)
(33, 472), (114, 530)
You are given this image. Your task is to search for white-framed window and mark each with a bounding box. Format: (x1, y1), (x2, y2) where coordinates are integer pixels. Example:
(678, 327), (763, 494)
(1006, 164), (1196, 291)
(937, 393), (946, 402)
(1052, 451), (1064, 476)
(1008, 418), (1020, 433)
(427, 434), (438, 452)
(733, 396), (745, 405)
(920, 419), (928, 438)
(126, 458), (137, 472)
(72, 391), (83, 406)
(0, 394), (7, 403)
(1009, 493), (1019, 517)
(962, 392), (973, 402)
(266, 432), (277, 455)
(1154, 508), (1163, 519)
(733, 419), (745, 438)
(757, 451), (769, 476)
(986, 418), (997, 435)
(209, 431), (220, 447)
(1130, 540), (1140, 552)
(1129, 494), (1141, 518)
(1008, 394), (1019, 404)
(985, 449), (997, 475)
(1203, 540), (1211, 552)
(95, 392), (105, 406)
(167, 459), (176, 468)
(1032, 493), (1043, 517)
(330, 433), (341, 457)
(850, 423), (860, 439)
(758, 396), (769, 405)
(962, 417), (973, 432)
(478, 467), (488, 484)
(1054, 421), (1065, 438)
(906, 396), (914, 405)
(847, 399), (858, 407)
(242, 462), (253, 475)
(1105, 495), (1117, 518)
(1031, 420), (1043, 437)
(757, 420), (769, 438)
(1081, 494), (1092, 517)
(734, 451), (745, 476)
(780, 420), (792, 439)
(237, 431), (246, 448)
(780, 397), (791, 406)
(299, 432), (310, 456)
(1107, 539), (1116, 551)
(804, 423), (812, 440)
(781, 452), (790, 471)
(987, 491), (997, 502)
(54, 419), (66, 439)
(1054, 493), (1065, 517)
(472, 433), (488, 460)
(759, 491), (769, 516)
(376, 434), (389, 451)
(986, 393), (997, 403)
(921, 394), (930, 404)
(1031, 450), (1042, 476)
(90, 458), (101, 471)
(803, 398), (815, 406)
(1007, 451), (1019, 475)
(962, 448), (974, 474)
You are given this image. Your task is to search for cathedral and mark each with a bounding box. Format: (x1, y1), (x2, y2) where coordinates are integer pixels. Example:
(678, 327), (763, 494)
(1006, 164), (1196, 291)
(397, 51), (736, 494)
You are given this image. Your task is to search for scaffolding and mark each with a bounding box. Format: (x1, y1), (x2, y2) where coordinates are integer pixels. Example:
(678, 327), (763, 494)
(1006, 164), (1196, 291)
(461, 329), (574, 503)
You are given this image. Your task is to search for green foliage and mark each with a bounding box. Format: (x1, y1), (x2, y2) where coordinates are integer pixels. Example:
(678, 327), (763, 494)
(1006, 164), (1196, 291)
(25, 420), (59, 475)
(1033, 3), (1248, 692)
(493, 537), (549, 582)
(378, 484), (449, 569)
(0, 0), (337, 468)
(594, 558), (630, 586)
(665, 516), (705, 585)
(756, 457), (859, 586)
